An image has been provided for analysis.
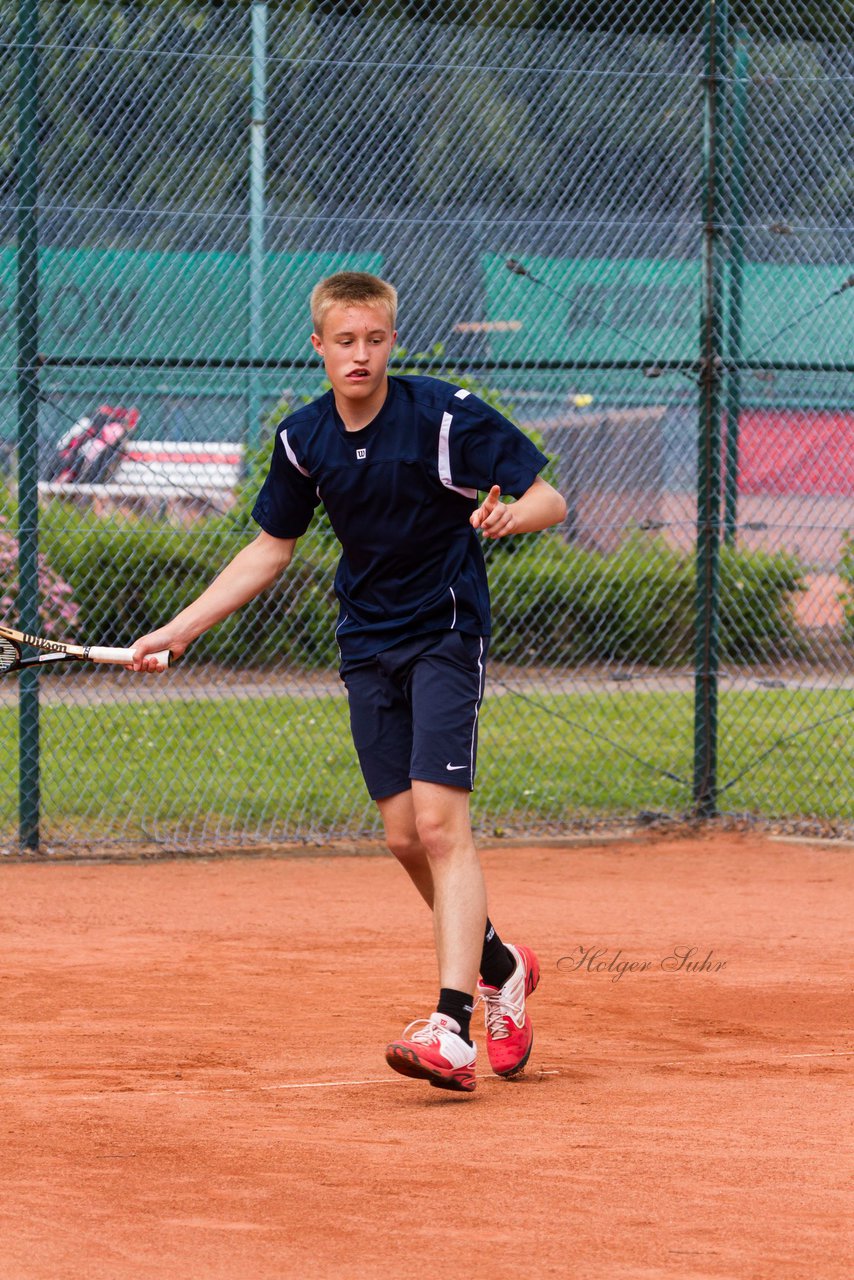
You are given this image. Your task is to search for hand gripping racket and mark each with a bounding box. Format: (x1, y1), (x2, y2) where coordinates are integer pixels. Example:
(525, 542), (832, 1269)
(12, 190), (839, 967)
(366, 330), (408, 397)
(0, 624), (171, 675)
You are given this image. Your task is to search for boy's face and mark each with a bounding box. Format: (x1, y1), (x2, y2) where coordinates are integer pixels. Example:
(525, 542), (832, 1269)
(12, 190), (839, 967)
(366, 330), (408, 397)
(311, 303), (396, 406)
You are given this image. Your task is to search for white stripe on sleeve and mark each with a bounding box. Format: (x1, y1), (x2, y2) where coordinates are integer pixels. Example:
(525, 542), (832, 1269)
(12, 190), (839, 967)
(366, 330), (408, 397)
(280, 428), (311, 477)
(438, 411), (477, 499)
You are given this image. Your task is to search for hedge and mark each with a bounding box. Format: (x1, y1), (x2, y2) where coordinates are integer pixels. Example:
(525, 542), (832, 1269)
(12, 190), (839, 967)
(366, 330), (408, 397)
(486, 531), (803, 666)
(37, 505), (341, 667)
(28, 501), (805, 669)
(840, 533), (854, 643)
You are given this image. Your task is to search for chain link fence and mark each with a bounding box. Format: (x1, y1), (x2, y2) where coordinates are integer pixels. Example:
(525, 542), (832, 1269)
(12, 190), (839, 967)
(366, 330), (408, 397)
(1, 0), (851, 853)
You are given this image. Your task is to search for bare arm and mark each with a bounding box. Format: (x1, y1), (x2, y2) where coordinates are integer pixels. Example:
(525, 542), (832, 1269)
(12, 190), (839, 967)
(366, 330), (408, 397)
(130, 530), (297, 671)
(469, 476), (567, 539)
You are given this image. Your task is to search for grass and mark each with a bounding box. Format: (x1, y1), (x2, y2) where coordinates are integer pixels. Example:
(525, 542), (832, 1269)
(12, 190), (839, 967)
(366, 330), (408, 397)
(1, 685), (851, 848)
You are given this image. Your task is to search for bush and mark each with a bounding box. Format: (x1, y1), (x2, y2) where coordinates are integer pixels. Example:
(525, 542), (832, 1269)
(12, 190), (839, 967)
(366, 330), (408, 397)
(717, 542), (804, 662)
(38, 504), (339, 667)
(489, 530), (803, 667)
(29, 495), (805, 670)
(0, 514), (79, 636)
(840, 533), (854, 643)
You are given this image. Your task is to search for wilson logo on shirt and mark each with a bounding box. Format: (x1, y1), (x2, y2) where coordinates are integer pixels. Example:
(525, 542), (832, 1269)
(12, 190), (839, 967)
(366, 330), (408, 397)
(356, 448), (367, 460)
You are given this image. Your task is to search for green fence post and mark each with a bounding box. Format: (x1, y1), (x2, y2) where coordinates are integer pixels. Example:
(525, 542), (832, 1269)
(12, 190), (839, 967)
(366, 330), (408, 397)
(723, 27), (751, 547)
(694, 0), (729, 818)
(248, 1), (267, 457)
(16, 0), (41, 851)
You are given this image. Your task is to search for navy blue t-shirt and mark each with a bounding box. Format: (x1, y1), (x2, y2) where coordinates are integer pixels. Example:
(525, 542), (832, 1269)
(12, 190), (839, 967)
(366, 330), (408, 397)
(251, 374), (548, 663)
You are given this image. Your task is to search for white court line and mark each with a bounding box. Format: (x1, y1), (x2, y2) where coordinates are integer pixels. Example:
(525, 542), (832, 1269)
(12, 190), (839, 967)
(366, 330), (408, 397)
(771, 1050), (853, 1060)
(12, 1059), (848, 1102)
(280, 1056), (854, 1079)
(175, 1070), (564, 1096)
(264, 1077), (402, 1090)
(146, 1077), (402, 1097)
(576, 1050), (853, 1068)
(654, 1050), (854, 1065)
(5, 1071), (565, 1102)
(236, 1070), (562, 1092)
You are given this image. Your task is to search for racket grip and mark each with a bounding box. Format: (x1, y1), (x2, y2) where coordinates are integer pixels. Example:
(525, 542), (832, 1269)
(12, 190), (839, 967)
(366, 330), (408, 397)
(87, 646), (172, 671)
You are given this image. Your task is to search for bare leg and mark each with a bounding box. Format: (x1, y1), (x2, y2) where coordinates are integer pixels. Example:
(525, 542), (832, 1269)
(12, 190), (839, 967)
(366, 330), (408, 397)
(378, 784), (489, 994)
(376, 789), (434, 908)
(410, 780), (486, 996)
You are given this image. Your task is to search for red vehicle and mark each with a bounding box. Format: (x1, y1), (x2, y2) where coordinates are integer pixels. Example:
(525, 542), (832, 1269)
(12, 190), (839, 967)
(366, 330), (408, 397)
(48, 405), (140, 484)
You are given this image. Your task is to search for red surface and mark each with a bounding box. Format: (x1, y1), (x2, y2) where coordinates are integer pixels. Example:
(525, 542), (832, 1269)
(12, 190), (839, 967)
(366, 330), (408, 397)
(1, 835), (850, 1279)
(736, 410), (854, 495)
(125, 449), (241, 465)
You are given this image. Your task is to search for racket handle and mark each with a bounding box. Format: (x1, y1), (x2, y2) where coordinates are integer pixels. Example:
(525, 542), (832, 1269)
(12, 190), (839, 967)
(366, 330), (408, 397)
(87, 646), (172, 671)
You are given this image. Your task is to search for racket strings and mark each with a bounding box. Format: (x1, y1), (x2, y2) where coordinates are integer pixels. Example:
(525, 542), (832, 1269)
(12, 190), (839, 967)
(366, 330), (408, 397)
(0, 638), (21, 672)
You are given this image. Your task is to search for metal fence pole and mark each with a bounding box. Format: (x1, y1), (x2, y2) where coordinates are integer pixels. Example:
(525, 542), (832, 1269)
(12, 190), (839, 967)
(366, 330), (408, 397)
(723, 27), (751, 547)
(16, 0), (41, 851)
(248, 1), (267, 455)
(693, 0), (729, 817)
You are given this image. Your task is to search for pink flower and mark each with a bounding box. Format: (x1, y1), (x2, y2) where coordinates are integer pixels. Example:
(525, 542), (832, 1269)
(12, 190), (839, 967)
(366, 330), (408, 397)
(1, 533), (79, 638)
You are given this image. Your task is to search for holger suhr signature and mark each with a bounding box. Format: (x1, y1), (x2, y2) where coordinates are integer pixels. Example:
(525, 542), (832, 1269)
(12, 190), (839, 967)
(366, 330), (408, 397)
(557, 945), (727, 982)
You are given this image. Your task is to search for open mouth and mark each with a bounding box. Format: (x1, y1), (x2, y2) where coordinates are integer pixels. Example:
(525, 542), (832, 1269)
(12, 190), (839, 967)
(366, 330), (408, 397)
(347, 370), (370, 379)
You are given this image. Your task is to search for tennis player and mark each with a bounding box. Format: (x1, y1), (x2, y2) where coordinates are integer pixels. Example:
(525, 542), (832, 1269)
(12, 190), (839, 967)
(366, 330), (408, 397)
(131, 272), (566, 1093)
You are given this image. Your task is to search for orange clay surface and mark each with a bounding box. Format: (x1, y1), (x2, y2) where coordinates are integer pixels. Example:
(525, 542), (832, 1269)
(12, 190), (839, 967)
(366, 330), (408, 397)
(1, 833), (851, 1280)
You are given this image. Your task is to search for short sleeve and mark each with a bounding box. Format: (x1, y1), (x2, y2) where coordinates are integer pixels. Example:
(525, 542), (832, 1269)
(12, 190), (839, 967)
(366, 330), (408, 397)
(445, 391), (549, 499)
(251, 425), (320, 538)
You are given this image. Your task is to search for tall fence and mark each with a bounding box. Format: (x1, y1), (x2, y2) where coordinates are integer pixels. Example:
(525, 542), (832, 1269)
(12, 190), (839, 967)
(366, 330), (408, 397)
(1, 0), (851, 854)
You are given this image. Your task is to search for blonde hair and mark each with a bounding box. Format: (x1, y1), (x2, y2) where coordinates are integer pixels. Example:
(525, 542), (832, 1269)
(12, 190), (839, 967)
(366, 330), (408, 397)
(310, 272), (398, 334)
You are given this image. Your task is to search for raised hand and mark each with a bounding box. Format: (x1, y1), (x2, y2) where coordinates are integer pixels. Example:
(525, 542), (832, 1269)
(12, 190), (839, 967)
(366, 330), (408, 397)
(470, 485), (517, 539)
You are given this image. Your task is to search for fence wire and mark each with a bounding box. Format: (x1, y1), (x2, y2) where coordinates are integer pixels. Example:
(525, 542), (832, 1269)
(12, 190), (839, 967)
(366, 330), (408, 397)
(1, 0), (851, 853)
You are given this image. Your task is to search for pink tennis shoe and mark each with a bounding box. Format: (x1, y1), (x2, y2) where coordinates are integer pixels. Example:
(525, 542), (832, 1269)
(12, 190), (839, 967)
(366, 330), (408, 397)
(385, 1012), (477, 1092)
(477, 943), (540, 1077)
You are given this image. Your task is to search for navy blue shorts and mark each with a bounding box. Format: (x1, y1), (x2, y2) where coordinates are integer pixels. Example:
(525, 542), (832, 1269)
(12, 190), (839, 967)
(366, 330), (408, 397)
(340, 631), (488, 801)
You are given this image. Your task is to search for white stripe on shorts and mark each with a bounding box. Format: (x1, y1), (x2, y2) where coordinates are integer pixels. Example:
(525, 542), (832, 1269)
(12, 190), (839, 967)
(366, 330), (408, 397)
(470, 637), (485, 781)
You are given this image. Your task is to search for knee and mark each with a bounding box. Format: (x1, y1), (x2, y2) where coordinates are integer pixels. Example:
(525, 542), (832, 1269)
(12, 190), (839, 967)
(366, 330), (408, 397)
(414, 810), (457, 861)
(386, 829), (425, 869)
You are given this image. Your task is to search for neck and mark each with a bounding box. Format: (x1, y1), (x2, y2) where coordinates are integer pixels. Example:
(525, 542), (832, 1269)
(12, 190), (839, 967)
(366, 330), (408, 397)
(334, 377), (389, 432)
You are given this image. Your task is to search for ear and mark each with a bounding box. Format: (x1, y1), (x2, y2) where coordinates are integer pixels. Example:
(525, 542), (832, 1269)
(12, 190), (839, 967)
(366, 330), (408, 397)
(310, 331), (324, 356)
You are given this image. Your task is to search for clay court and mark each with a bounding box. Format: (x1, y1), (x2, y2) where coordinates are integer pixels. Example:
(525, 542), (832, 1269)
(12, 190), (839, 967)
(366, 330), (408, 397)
(1, 831), (850, 1279)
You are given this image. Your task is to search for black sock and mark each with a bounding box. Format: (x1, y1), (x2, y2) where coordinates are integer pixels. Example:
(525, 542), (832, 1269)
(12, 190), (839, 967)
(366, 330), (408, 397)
(437, 988), (474, 1044)
(479, 918), (517, 989)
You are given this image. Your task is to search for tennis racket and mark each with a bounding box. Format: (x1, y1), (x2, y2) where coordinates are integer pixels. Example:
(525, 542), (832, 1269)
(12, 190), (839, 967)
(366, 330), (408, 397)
(0, 624), (171, 675)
